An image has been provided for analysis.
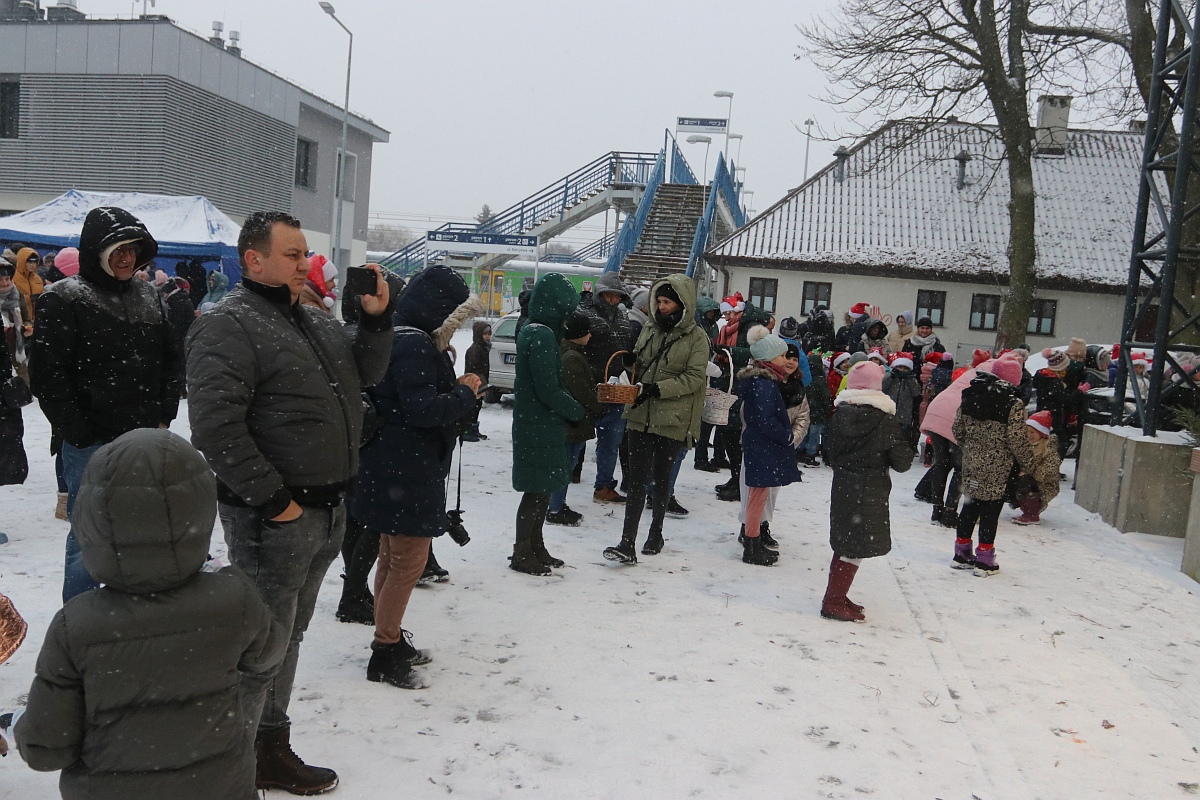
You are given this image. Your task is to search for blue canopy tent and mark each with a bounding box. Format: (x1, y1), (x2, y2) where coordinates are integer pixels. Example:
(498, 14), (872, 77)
(0, 190), (243, 284)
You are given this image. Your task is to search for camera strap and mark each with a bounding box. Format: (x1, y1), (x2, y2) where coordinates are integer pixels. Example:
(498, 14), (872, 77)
(453, 435), (464, 513)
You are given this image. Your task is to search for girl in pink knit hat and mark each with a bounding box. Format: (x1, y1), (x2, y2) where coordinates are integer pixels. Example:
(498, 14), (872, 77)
(820, 361), (914, 621)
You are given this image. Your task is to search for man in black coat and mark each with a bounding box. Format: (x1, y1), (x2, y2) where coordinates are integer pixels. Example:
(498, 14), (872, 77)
(576, 271), (633, 502)
(186, 211), (393, 796)
(29, 206), (180, 603)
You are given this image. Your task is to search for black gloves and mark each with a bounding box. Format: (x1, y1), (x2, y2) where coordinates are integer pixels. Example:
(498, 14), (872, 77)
(632, 382), (660, 407)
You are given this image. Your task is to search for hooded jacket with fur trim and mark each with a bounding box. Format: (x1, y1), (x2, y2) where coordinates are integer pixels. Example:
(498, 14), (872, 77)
(350, 265), (478, 536)
(30, 206), (180, 448)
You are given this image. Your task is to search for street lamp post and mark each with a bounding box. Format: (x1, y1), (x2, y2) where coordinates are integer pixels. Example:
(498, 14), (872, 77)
(728, 132), (743, 166)
(320, 2), (353, 270)
(686, 135), (712, 183)
(803, 118), (815, 182)
(743, 190), (755, 219)
(714, 90), (734, 159)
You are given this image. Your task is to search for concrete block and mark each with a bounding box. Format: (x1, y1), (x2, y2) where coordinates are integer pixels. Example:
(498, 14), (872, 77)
(1073, 425), (1193, 537)
(1181, 452), (1200, 582)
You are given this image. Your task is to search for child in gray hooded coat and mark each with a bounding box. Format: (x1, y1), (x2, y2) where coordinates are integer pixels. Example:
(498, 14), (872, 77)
(15, 429), (285, 800)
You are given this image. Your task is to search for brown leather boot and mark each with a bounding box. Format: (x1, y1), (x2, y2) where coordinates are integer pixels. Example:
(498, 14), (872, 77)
(820, 556), (865, 622)
(256, 727), (338, 796)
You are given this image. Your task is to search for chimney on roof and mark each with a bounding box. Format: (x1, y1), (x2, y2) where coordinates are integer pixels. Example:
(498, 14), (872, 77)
(227, 30), (242, 57)
(834, 146), (849, 183)
(1035, 95), (1071, 156)
(954, 149), (971, 190)
(1129, 119), (1147, 134)
(209, 20), (224, 48)
(47, 1), (84, 22)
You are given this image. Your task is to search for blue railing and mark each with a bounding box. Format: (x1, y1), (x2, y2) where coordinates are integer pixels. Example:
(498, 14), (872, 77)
(670, 138), (699, 185)
(380, 151), (657, 275)
(604, 150), (666, 272)
(713, 152), (745, 229)
(687, 152), (745, 277)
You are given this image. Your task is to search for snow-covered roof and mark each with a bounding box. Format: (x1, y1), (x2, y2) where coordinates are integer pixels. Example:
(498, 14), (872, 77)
(707, 121), (1158, 291)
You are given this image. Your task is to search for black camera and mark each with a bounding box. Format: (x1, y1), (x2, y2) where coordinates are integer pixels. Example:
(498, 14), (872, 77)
(446, 509), (470, 547)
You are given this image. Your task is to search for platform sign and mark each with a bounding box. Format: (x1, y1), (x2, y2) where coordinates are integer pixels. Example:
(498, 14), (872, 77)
(427, 231), (538, 255)
(677, 117), (728, 134)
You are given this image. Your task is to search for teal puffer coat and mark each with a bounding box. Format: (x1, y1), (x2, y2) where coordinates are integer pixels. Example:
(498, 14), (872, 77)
(511, 273), (585, 493)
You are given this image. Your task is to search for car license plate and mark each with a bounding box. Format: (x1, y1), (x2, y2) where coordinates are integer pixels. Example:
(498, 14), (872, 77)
(503, 354), (516, 364)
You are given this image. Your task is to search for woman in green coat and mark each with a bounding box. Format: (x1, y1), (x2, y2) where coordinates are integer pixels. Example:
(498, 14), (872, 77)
(511, 273), (585, 575)
(603, 275), (710, 563)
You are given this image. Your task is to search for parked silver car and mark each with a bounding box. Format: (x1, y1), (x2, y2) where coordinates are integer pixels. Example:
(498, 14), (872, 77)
(485, 311), (520, 403)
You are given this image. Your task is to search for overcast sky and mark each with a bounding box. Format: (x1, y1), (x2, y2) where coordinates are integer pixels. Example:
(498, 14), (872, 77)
(86, 0), (855, 245)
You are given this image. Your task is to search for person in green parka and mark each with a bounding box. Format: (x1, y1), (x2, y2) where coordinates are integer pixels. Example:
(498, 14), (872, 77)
(603, 275), (710, 563)
(511, 273), (585, 575)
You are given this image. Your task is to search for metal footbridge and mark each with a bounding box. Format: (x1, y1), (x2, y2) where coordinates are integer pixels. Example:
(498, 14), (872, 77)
(379, 131), (746, 289)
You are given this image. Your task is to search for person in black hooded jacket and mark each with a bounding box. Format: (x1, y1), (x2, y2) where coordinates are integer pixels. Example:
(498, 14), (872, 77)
(29, 206), (180, 604)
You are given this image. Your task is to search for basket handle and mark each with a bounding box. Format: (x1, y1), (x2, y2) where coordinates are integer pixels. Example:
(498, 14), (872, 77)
(719, 347), (733, 392)
(603, 349), (634, 384)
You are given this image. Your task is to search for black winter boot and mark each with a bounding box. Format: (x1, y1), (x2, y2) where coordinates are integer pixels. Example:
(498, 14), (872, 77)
(531, 522), (565, 568)
(335, 581), (374, 626)
(931, 503), (944, 525)
(604, 533), (638, 564)
(759, 521), (778, 549)
(255, 727), (339, 795)
(641, 529), (664, 555)
(418, 547), (450, 585)
(398, 629), (433, 666)
(742, 535), (778, 566)
(367, 641), (429, 690)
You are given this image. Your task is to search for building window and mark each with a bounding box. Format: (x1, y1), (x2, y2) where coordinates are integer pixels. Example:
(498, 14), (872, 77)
(801, 281), (832, 315)
(916, 289), (946, 326)
(294, 138), (316, 189)
(0, 82), (19, 139)
(748, 277), (778, 314)
(969, 293), (1001, 331)
(336, 150), (358, 202)
(1027, 299), (1058, 336)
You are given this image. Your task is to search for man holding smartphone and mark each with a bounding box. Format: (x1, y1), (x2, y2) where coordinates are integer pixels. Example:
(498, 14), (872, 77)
(186, 212), (393, 796)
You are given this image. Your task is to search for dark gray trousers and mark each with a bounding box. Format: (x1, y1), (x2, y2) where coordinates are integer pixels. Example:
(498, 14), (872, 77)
(219, 502), (345, 733)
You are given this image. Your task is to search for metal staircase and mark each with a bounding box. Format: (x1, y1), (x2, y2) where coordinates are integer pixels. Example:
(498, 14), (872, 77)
(379, 152), (656, 276)
(618, 184), (707, 285)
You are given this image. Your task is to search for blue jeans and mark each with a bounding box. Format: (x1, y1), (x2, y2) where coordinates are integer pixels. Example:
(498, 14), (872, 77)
(593, 405), (626, 491)
(62, 442), (104, 603)
(549, 442), (587, 512)
(646, 446), (686, 500)
(802, 423), (826, 456)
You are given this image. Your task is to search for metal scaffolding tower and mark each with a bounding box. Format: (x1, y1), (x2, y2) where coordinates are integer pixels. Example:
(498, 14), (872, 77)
(1117, 0), (1200, 435)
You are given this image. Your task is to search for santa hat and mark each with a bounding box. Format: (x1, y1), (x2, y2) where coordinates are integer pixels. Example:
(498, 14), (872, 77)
(310, 253), (338, 284)
(832, 352), (852, 370)
(971, 349), (992, 368)
(720, 292), (745, 313)
(889, 353), (914, 371)
(867, 348), (887, 364)
(850, 302), (870, 317)
(746, 325), (771, 346)
(1132, 351), (1149, 368)
(1026, 411), (1053, 437)
(923, 352), (944, 366)
(1111, 344), (1121, 360)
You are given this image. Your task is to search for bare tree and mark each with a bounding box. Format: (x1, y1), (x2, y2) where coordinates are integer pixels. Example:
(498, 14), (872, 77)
(366, 224), (416, 252)
(802, 0), (1131, 349)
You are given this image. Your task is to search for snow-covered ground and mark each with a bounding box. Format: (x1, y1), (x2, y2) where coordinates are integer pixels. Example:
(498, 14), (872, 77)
(3, 329), (1200, 798)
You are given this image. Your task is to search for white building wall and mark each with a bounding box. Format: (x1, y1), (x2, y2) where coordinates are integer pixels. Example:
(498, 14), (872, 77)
(722, 265), (1124, 359)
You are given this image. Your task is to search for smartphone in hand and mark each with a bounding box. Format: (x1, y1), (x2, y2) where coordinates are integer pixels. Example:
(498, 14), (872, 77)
(343, 265), (377, 300)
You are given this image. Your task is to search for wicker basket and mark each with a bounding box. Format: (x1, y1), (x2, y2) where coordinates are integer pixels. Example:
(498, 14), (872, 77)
(597, 350), (640, 405)
(702, 348), (737, 425)
(0, 592), (26, 665)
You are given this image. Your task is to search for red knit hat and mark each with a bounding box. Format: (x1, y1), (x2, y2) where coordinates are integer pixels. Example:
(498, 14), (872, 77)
(972, 349), (992, 368)
(1027, 411), (1053, 437)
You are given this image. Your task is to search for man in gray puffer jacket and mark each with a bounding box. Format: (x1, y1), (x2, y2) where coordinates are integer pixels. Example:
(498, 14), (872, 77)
(186, 211), (393, 794)
(14, 429), (285, 800)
